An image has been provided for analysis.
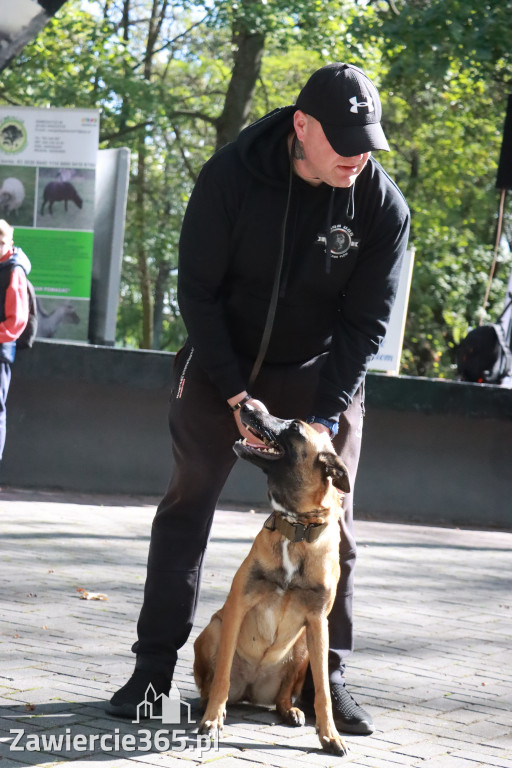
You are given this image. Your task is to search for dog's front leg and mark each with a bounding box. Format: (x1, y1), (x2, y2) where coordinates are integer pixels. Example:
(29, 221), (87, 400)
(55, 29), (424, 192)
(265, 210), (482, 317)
(306, 617), (348, 756)
(199, 588), (249, 740)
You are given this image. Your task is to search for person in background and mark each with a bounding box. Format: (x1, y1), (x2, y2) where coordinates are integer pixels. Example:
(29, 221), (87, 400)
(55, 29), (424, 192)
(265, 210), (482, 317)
(0, 219), (30, 464)
(108, 63), (410, 734)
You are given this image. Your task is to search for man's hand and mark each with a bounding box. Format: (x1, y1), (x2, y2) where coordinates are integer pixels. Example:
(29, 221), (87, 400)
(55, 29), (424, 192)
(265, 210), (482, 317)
(227, 391), (268, 445)
(309, 421), (332, 438)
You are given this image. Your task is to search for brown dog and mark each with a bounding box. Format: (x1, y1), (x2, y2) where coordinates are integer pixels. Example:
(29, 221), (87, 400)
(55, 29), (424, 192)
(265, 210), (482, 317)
(193, 404), (350, 756)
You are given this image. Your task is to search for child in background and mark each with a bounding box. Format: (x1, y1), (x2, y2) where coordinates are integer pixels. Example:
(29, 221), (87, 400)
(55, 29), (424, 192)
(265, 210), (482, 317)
(0, 219), (31, 463)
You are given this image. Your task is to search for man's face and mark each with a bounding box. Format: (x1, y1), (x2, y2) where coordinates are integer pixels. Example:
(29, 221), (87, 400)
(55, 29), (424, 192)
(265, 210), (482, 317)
(294, 111), (370, 188)
(0, 231), (13, 258)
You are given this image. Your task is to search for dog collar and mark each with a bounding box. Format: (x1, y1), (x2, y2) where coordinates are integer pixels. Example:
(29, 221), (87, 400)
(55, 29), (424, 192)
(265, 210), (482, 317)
(263, 513), (328, 543)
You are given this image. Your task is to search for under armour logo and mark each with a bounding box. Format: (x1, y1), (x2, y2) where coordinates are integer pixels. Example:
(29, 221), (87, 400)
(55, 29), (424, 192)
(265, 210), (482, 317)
(349, 95), (374, 114)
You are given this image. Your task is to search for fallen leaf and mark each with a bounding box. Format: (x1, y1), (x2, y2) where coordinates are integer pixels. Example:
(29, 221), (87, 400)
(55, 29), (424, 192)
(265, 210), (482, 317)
(77, 588), (108, 601)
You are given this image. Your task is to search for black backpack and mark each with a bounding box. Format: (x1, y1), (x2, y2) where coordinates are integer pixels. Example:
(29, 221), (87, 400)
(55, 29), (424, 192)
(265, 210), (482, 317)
(456, 298), (512, 384)
(0, 257), (38, 350)
(16, 276), (38, 349)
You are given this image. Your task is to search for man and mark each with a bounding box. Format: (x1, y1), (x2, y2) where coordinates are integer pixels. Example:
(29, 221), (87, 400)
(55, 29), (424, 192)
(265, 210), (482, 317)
(0, 219), (30, 464)
(108, 63), (410, 734)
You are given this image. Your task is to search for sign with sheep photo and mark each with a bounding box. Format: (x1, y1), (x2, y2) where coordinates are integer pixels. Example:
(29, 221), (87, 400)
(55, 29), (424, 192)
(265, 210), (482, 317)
(0, 105), (99, 342)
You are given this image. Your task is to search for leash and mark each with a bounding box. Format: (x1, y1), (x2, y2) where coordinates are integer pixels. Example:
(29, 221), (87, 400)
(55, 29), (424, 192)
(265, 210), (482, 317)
(248, 137), (295, 389)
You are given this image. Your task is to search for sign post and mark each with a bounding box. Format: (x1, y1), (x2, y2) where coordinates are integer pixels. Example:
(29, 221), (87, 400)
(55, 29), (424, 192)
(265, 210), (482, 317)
(370, 246), (415, 376)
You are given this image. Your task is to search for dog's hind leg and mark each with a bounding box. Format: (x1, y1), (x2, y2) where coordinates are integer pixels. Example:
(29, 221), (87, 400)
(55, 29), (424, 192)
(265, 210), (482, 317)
(275, 636), (309, 727)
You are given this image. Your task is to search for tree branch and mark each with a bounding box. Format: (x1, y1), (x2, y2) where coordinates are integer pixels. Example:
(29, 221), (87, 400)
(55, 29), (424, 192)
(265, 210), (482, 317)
(170, 122), (198, 184)
(129, 11), (211, 72)
(170, 109), (219, 126)
(100, 118), (154, 143)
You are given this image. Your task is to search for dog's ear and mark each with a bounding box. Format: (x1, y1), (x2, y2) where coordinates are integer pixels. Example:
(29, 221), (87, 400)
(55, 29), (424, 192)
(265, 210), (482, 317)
(318, 452), (351, 493)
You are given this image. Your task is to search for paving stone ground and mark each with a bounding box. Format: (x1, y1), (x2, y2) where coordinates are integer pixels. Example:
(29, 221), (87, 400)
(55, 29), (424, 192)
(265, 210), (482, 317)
(0, 486), (510, 768)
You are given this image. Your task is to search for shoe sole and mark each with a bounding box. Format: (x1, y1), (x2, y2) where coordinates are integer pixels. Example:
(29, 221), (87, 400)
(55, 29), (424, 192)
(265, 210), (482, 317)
(333, 717), (374, 735)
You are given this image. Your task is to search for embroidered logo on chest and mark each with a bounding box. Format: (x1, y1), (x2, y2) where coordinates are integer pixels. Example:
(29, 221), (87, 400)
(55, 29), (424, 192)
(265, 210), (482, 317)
(316, 225), (359, 259)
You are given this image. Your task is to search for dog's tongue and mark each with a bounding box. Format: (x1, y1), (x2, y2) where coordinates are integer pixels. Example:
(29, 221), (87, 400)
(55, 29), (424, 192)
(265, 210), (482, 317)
(241, 437), (266, 449)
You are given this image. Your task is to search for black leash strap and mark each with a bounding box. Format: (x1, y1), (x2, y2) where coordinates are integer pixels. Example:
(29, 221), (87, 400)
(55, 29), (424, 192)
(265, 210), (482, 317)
(248, 140), (295, 389)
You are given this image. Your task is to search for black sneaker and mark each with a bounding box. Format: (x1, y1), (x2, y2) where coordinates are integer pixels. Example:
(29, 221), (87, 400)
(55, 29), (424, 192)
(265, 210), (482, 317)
(300, 682), (374, 735)
(330, 682), (373, 734)
(106, 669), (172, 719)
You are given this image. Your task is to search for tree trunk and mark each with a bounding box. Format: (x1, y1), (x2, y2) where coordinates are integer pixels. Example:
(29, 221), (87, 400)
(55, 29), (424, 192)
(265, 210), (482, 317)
(135, 140), (154, 349)
(215, 13), (265, 149)
(136, 0), (168, 349)
(153, 259), (168, 348)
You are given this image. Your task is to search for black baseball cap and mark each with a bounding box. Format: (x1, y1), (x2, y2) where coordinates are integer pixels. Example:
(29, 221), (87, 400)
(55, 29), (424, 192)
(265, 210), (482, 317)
(295, 62), (390, 155)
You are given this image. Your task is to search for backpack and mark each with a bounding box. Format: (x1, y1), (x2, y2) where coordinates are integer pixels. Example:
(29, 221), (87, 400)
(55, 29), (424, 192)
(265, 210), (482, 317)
(16, 277), (38, 349)
(456, 298), (512, 384)
(0, 256), (38, 350)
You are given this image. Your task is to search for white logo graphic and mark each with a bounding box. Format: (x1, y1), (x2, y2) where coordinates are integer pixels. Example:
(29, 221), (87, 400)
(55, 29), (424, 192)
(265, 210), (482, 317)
(316, 225), (359, 258)
(133, 682), (195, 725)
(349, 95), (374, 114)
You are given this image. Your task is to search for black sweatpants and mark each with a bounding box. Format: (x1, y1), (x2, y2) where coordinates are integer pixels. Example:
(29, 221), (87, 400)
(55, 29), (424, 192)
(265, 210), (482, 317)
(132, 341), (364, 684)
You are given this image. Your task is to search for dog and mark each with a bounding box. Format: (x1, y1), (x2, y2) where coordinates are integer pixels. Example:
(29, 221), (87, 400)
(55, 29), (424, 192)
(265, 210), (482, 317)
(193, 404), (350, 756)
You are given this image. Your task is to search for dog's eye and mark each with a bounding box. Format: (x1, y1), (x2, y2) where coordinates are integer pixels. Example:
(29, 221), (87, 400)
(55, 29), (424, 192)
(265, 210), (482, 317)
(290, 421), (304, 433)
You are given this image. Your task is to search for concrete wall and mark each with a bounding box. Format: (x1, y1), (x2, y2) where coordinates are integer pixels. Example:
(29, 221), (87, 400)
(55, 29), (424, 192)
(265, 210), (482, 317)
(2, 340), (511, 529)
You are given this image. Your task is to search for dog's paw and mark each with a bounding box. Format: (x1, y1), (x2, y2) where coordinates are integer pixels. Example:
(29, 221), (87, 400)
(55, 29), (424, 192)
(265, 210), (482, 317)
(199, 713), (225, 740)
(318, 731), (348, 756)
(281, 706), (305, 727)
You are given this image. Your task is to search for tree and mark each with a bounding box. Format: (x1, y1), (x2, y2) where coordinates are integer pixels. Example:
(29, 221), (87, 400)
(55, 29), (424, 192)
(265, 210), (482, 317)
(2, 0), (511, 379)
(356, 0), (512, 375)
(95, 0), (363, 349)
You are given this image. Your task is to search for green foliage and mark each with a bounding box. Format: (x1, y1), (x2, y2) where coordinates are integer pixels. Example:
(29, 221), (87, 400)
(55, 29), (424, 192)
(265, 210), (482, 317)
(363, 0), (512, 376)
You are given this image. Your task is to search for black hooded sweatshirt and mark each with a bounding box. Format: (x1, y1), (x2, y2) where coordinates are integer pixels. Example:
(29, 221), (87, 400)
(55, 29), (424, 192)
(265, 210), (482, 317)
(178, 107), (410, 422)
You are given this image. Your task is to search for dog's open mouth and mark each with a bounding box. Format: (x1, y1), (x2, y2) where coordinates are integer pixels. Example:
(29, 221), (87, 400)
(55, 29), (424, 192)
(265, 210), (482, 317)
(233, 406), (290, 462)
(235, 422), (284, 461)
(237, 436), (283, 459)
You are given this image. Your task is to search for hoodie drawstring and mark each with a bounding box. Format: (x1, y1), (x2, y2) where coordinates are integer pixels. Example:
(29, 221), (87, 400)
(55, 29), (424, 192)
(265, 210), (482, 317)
(324, 183), (355, 274)
(325, 187), (336, 275)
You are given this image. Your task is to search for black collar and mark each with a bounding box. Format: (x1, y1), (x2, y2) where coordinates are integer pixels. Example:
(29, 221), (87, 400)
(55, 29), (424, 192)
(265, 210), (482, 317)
(263, 513), (328, 543)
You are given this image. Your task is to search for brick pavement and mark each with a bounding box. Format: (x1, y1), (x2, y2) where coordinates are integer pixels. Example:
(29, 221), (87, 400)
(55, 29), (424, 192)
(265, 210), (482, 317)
(0, 487), (510, 768)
